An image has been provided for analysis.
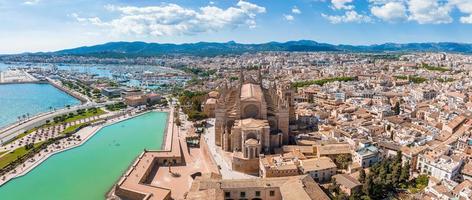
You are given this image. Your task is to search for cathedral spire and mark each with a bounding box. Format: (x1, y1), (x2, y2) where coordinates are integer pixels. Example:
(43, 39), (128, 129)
(258, 66), (262, 86)
(240, 66), (245, 86)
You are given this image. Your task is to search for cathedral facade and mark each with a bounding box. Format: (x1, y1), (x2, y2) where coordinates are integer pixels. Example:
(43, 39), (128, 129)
(213, 68), (294, 174)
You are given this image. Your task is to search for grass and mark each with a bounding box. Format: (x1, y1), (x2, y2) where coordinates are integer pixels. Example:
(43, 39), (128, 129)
(3, 108), (106, 146)
(437, 77), (455, 83)
(402, 174), (429, 194)
(422, 63), (449, 72)
(60, 123), (86, 135)
(0, 142), (44, 169)
(105, 102), (127, 111)
(292, 76), (357, 88)
(62, 108), (105, 123)
(0, 121), (94, 170)
(395, 75), (408, 80)
(394, 75), (427, 84)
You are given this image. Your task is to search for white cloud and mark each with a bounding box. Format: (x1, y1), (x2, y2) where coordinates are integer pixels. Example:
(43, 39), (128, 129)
(331, 0), (354, 10)
(292, 6), (301, 14)
(368, 0), (402, 5)
(73, 1), (266, 36)
(461, 15), (472, 23)
(371, 2), (407, 21)
(322, 10), (372, 23)
(407, 0), (452, 24)
(23, 0), (40, 5)
(449, 0), (472, 24)
(71, 13), (103, 25)
(284, 14), (294, 21)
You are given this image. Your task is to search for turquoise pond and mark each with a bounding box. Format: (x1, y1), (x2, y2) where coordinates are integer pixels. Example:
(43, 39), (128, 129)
(0, 83), (81, 128)
(0, 111), (167, 200)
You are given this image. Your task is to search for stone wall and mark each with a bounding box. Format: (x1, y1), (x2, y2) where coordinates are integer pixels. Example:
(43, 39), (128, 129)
(232, 156), (260, 175)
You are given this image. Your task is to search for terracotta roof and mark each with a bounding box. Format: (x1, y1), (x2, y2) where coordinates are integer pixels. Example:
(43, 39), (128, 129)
(332, 174), (361, 189)
(208, 91), (219, 98)
(239, 118), (269, 129)
(187, 174), (330, 200)
(240, 83), (263, 101)
(317, 143), (352, 155)
(300, 157), (337, 172)
(462, 163), (472, 176)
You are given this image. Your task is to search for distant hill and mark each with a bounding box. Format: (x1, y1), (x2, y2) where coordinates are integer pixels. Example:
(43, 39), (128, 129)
(50, 40), (472, 57)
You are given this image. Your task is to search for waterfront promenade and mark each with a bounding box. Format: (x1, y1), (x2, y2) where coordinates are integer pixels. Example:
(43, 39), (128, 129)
(0, 109), (149, 186)
(0, 102), (115, 145)
(0, 74), (99, 144)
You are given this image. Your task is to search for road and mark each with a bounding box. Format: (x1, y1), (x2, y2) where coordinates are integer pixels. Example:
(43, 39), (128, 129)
(0, 101), (116, 145)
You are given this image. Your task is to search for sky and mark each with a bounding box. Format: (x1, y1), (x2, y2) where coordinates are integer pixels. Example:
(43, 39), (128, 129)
(1, 0), (472, 54)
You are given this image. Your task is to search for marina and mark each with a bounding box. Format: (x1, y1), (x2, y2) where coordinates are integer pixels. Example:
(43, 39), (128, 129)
(0, 62), (190, 90)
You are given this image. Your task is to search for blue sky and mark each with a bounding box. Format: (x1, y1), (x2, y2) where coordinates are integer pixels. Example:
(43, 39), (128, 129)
(1, 0), (472, 53)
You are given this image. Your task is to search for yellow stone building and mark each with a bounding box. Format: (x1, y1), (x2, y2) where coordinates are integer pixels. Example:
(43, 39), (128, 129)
(214, 67), (294, 174)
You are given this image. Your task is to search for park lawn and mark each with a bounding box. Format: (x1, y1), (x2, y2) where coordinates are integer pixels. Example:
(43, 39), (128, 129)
(422, 63), (449, 72)
(394, 75), (427, 84)
(60, 118), (102, 135)
(62, 108), (106, 123)
(0, 142), (45, 170)
(60, 123), (86, 135)
(291, 76), (357, 88)
(437, 77), (455, 82)
(105, 102), (127, 111)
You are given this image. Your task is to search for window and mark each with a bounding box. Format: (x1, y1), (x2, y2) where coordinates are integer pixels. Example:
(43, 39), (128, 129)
(255, 191), (260, 196)
(270, 190), (275, 196)
(225, 192), (231, 198)
(240, 192), (246, 198)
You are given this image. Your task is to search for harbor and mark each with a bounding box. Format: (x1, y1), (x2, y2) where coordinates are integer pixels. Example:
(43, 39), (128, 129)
(0, 69), (38, 84)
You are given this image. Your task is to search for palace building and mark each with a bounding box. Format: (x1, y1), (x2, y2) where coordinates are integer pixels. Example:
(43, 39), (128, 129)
(213, 67), (295, 174)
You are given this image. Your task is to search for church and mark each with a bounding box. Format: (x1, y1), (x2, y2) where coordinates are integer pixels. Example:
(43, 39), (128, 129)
(213, 67), (295, 174)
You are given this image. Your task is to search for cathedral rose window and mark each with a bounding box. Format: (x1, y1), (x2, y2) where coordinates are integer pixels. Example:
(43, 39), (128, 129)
(244, 104), (259, 118)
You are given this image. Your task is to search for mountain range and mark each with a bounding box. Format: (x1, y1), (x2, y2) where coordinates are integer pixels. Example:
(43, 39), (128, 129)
(47, 40), (472, 57)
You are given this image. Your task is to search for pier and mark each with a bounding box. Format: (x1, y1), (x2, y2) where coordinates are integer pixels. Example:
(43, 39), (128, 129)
(0, 70), (38, 84)
(45, 77), (89, 103)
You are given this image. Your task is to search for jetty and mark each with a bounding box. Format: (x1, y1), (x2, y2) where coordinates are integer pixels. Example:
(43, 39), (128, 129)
(0, 70), (39, 84)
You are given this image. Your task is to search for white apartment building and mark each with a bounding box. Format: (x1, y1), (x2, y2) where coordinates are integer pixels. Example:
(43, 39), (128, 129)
(416, 151), (463, 181)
